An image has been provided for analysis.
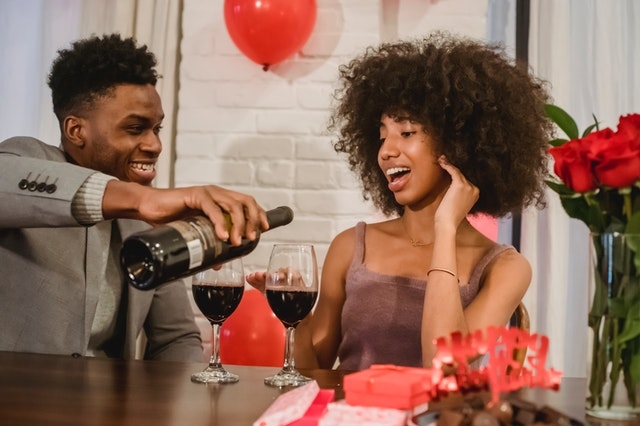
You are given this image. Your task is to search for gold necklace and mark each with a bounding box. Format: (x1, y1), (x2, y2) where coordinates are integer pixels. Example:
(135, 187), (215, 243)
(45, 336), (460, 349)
(409, 238), (426, 247)
(401, 217), (429, 247)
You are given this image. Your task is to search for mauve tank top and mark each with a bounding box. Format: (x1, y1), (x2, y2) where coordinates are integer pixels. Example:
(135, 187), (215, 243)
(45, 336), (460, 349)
(336, 221), (514, 371)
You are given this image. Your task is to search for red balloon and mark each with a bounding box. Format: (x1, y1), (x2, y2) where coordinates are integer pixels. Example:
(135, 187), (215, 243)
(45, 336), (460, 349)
(224, 0), (317, 70)
(220, 289), (285, 366)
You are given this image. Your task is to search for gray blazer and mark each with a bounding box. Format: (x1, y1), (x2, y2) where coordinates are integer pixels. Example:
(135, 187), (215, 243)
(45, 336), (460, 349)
(0, 136), (202, 361)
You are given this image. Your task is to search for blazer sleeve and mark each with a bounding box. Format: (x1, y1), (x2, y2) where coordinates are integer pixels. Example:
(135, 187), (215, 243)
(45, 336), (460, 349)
(0, 136), (96, 228)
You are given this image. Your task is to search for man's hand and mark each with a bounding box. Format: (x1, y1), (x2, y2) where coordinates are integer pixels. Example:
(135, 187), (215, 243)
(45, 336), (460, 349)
(102, 180), (269, 246)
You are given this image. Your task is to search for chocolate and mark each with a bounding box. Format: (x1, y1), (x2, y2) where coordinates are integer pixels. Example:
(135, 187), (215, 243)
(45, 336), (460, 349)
(486, 400), (513, 425)
(471, 411), (500, 426)
(420, 393), (583, 426)
(535, 406), (573, 426)
(436, 409), (466, 426)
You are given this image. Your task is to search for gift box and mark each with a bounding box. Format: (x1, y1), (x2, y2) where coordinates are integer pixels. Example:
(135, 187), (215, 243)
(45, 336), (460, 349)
(343, 364), (434, 411)
(286, 389), (335, 426)
(254, 381), (335, 426)
(319, 401), (407, 426)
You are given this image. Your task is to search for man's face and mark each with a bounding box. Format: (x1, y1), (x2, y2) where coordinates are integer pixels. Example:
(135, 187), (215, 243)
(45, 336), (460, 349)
(72, 84), (164, 185)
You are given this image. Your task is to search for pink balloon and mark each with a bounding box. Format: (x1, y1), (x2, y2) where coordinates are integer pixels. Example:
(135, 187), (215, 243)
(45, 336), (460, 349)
(224, 0), (317, 70)
(220, 289), (285, 366)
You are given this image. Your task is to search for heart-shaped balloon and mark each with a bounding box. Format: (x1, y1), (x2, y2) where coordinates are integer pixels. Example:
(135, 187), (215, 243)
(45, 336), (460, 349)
(224, 0), (317, 71)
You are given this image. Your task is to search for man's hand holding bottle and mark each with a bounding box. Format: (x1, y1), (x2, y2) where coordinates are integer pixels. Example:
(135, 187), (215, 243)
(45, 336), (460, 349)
(102, 180), (269, 245)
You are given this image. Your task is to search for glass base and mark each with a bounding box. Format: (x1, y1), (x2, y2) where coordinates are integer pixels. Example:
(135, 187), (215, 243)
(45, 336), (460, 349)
(191, 366), (239, 384)
(264, 369), (312, 387)
(586, 406), (640, 421)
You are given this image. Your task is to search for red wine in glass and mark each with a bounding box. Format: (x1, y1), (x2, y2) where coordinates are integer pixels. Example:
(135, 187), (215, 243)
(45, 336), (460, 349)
(191, 259), (244, 384)
(263, 244), (319, 388)
(193, 285), (244, 324)
(265, 289), (318, 328)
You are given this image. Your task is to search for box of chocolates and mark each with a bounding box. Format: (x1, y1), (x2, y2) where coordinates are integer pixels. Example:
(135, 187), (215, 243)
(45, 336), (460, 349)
(410, 393), (585, 426)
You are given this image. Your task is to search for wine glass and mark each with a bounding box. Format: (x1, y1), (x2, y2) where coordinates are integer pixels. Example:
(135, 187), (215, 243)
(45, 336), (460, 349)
(191, 258), (245, 384)
(263, 244), (319, 387)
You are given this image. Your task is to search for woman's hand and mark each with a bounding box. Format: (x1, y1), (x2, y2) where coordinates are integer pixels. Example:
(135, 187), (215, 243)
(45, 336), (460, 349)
(246, 271), (267, 293)
(435, 155), (479, 229)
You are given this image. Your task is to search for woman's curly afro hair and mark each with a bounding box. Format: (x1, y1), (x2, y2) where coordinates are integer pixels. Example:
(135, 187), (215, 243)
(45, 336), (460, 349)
(47, 33), (159, 121)
(329, 31), (554, 218)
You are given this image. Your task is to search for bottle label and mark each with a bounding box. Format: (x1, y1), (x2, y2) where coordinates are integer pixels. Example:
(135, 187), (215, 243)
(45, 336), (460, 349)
(167, 217), (219, 269)
(185, 239), (203, 269)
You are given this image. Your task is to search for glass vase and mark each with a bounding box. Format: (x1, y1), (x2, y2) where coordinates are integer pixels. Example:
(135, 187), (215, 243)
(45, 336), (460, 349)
(587, 232), (640, 420)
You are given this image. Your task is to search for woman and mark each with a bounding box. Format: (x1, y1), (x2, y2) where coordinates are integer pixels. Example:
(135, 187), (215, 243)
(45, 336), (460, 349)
(249, 31), (553, 370)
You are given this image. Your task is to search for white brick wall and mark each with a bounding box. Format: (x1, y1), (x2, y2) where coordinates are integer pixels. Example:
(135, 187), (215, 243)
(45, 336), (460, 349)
(178, 0), (489, 356)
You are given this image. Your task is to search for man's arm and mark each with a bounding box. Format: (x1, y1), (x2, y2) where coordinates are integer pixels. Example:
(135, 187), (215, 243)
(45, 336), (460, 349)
(102, 180), (269, 246)
(1, 136), (269, 243)
(0, 153), (95, 228)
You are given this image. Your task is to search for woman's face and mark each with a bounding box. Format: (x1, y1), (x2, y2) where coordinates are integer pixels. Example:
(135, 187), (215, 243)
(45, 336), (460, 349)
(377, 113), (450, 208)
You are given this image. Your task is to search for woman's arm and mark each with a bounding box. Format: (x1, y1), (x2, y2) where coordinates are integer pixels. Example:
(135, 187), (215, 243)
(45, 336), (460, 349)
(462, 250), (531, 335)
(421, 156), (479, 366)
(420, 159), (531, 367)
(294, 228), (353, 369)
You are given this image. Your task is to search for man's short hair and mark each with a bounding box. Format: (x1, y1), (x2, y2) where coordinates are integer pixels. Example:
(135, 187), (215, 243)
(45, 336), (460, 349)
(47, 33), (159, 120)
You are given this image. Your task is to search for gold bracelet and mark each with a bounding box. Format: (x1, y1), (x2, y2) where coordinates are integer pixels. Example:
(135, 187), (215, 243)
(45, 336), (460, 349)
(427, 267), (459, 283)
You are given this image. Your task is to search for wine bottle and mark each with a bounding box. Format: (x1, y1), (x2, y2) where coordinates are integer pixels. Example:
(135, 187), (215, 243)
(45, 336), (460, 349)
(120, 206), (294, 290)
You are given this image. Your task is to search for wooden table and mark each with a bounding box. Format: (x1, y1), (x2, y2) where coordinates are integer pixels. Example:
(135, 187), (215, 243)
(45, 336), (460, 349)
(0, 351), (625, 425)
(0, 351), (346, 425)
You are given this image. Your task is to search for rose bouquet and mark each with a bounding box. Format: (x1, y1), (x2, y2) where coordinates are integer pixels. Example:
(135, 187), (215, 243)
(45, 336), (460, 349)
(545, 105), (640, 233)
(545, 104), (640, 415)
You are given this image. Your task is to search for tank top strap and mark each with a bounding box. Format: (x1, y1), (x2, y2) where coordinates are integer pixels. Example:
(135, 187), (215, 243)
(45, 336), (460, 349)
(469, 244), (515, 288)
(351, 222), (367, 268)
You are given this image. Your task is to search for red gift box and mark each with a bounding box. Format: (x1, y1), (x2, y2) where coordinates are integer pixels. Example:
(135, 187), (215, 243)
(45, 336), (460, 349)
(344, 364), (433, 410)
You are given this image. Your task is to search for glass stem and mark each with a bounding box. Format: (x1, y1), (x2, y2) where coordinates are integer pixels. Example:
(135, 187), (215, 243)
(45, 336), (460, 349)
(282, 326), (296, 373)
(208, 322), (222, 368)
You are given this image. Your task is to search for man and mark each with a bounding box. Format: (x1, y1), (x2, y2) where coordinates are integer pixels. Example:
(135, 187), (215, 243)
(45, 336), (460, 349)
(0, 34), (268, 361)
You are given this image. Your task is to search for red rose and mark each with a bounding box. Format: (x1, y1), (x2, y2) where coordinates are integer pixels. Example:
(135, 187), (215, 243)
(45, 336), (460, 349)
(583, 128), (616, 161)
(616, 114), (640, 147)
(587, 126), (640, 188)
(548, 139), (597, 192)
(590, 131), (640, 188)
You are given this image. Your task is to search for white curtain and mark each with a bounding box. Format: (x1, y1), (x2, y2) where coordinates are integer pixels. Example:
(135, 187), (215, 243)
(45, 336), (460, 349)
(525, 0), (640, 378)
(0, 0), (181, 189)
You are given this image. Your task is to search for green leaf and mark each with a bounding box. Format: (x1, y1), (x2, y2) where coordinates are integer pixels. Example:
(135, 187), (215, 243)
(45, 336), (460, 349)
(609, 297), (628, 317)
(625, 299), (640, 320)
(621, 338), (640, 405)
(618, 319), (640, 343)
(623, 223), (640, 271)
(626, 212), (640, 234)
(582, 123), (598, 137)
(545, 179), (579, 196)
(545, 104), (580, 140)
(558, 194), (607, 231)
(628, 338), (640, 385)
(549, 138), (568, 147)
